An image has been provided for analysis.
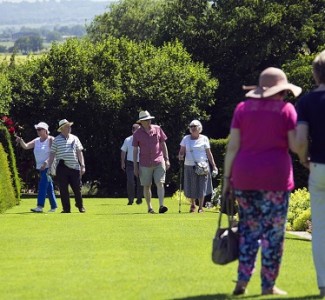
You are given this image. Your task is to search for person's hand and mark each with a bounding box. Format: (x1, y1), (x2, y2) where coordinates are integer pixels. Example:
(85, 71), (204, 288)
(212, 167), (218, 178)
(179, 154), (184, 161)
(222, 176), (231, 198)
(166, 160), (171, 170)
(121, 162), (125, 171)
(134, 166), (139, 177)
(80, 166), (86, 176)
(40, 161), (47, 170)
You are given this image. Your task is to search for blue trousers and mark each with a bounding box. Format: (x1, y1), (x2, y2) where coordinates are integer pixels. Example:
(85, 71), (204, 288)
(37, 168), (57, 209)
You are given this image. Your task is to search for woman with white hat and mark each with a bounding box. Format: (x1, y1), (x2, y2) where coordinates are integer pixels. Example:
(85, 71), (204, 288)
(16, 122), (57, 213)
(222, 67), (302, 296)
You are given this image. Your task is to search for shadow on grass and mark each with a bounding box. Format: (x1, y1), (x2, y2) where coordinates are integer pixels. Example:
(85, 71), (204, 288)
(173, 293), (321, 299)
(285, 236), (311, 243)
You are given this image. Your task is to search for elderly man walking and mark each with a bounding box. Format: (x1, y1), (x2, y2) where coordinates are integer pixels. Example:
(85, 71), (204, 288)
(133, 111), (170, 214)
(48, 119), (86, 213)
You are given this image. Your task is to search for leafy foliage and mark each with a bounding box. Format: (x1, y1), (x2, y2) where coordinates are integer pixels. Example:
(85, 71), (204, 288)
(0, 143), (17, 212)
(287, 188), (310, 231)
(8, 37), (218, 194)
(0, 125), (21, 204)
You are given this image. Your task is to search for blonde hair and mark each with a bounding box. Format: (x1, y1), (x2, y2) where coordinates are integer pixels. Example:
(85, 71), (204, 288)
(313, 50), (325, 85)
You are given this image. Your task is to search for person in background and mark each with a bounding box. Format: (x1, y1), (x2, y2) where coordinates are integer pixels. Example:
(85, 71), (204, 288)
(178, 120), (218, 213)
(121, 123), (143, 205)
(296, 49), (325, 298)
(15, 122), (57, 213)
(223, 67), (301, 296)
(133, 110), (170, 214)
(47, 119), (86, 213)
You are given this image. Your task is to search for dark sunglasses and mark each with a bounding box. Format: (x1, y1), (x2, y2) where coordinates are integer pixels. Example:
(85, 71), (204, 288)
(36, 128), (43, 131)
(189, 125), (197, 128)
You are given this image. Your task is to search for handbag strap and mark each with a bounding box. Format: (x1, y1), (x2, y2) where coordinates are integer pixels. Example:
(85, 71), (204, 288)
(218, 191), (235, 229)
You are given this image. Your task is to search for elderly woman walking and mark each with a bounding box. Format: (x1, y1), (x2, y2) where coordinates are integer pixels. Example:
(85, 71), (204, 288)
(223, 67), (301, 296)
(16, 122), (57, 213)
(178, 120), (218, 213)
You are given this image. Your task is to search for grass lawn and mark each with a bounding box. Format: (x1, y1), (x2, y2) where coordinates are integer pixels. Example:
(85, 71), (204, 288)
(0, 197), (319, 299)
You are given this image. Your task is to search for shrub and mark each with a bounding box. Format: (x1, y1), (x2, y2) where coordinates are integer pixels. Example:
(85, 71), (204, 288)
(287, 188), (311, 231)
(0, 125), (21, 204)
(293, 208), (311, 231)
(0, 143), (17, 212)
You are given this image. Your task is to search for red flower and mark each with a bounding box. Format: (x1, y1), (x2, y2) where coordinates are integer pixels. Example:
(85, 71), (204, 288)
(1, 115), (17, 135)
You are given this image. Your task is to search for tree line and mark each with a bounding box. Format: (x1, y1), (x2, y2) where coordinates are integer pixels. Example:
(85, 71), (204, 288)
(0, 0), (323, 195)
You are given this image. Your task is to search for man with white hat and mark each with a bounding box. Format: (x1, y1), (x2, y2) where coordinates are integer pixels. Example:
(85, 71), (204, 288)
(133, 110), (170, 214)
(47, 119), (86, 213)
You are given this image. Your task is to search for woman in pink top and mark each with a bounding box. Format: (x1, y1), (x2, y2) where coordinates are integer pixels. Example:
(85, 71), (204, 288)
(222, 67), (302, 296)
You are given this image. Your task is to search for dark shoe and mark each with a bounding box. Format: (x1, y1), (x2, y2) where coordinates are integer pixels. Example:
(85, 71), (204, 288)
(159, 206), (168, 214)
(189, 205), (196, 213)
(148, 208), (155, 214)
(61, 210), (71, 213)
(136, 199), (142, 205)
(127, 202), (133, 205)
(233, 281), (247, 296)
(78, 207), (86, 213)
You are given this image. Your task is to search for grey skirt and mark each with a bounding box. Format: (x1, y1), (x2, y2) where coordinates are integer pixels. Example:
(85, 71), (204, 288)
(183, 164), (213, 199)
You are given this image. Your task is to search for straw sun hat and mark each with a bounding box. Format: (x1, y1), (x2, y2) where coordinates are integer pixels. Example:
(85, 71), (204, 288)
(244, 67), (302, 98)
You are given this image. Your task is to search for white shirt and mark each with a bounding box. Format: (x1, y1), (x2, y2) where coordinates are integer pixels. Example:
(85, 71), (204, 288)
(121, 135), (139, 162)
(180, 134), (210, 166)
(33, 137), (51, 169)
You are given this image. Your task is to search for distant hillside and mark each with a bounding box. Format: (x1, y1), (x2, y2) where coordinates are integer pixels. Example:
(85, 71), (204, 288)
(0, 0), (112, 27)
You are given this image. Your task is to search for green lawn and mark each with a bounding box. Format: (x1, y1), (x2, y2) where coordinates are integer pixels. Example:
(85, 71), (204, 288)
(0, 197), (319, 299)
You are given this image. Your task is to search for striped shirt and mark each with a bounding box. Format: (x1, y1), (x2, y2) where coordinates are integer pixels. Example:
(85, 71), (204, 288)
(51, 133), (83, 170)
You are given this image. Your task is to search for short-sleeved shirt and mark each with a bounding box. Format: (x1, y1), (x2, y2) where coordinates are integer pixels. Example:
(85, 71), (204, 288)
(231, 99), (297, 191)
(132, 125), (167, 167)
(180, 134), (210, 166)
(51, 133), (83, 170)
(296, 90), (325, 163)
(120, 135), (139, 162)
(34, 137), (51, 169)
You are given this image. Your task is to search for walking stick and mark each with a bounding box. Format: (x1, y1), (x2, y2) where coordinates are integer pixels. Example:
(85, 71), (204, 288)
(179, 160), (184, 213)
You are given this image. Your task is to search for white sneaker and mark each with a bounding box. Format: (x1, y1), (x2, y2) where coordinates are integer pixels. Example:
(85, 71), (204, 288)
(31, 207), (43, 213)
(48, 208), (56, 213)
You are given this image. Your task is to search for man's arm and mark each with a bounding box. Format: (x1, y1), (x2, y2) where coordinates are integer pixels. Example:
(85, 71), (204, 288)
(161, 141), (170, 170)
(77, 149), (86, 175)
(296, 123), (309, 168)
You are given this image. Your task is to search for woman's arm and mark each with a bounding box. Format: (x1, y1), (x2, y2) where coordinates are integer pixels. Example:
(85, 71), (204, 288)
(15, 136), (35, 150)
(222, 128), (240, 195)
(206, 148), (217, 172)
(178, 145), (186, 160)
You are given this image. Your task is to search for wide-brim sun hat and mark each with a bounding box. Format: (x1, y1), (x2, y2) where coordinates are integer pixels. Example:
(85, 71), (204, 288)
(137, 110), (155, 123)
(57, 119), (74, 132)
(34, 122), (49, 133)
(244, 67), (302, 99)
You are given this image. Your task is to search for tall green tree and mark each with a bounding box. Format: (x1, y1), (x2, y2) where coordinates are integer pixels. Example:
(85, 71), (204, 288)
(9, 37), (218, 194)
(87, 0), (325, 137)
(87, 0), (165, 42)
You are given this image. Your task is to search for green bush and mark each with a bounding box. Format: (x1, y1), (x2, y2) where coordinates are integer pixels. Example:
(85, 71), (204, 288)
(0, 125), (21, 204)
(0, 143), (17, 212)
(287, 188), (311, 231)
(293, 208), (311, 231)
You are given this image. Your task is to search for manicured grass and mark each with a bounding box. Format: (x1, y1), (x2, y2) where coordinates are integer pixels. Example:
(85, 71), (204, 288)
(0, 197), (319, 299)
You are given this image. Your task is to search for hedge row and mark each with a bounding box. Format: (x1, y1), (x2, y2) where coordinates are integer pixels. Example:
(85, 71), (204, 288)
(0, 143), (17, 212)
(0, 125), (21, 206)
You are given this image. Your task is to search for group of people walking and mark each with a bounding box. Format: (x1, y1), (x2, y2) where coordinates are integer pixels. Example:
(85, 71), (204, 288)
(14, 49), (325, 297)
(16, 118), (86, 213)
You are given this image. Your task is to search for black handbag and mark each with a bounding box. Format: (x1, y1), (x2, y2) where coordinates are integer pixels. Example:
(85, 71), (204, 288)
(220, 191), (238, 216)
(212, 194), (239, 265)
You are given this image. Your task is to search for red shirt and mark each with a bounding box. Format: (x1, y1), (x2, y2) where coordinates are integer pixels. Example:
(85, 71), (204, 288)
(132, 125), (167, 167)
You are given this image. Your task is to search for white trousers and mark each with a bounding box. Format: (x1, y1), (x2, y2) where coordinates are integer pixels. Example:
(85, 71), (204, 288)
(309, 163), (325, 288)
